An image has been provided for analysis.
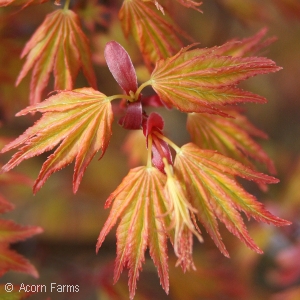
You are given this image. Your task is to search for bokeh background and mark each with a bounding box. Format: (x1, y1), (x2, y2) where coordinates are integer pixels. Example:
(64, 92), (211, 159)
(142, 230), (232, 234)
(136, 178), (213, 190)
(0, 0), (300, 299)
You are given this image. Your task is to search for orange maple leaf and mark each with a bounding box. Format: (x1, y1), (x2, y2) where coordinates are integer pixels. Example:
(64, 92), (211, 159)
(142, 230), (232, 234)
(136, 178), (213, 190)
(174, 143), (291, 257)
(97, 166), (170, 299)
(1, 88), (113, 193)
(149, 44), (281, 113)
(119, 0), (190, 70)
(16, 9), (97, 104)
(187, 108), (276, 175)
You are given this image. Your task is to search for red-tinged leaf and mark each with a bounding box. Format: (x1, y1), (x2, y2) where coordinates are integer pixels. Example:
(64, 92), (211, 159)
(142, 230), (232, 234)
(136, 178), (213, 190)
(16, 9), (97, 104)
(0, 284), (34, 299)
(0, 0), (48, 8)
(0, 246), (39, 278)
(151, 137), (173, 172)
(163, 163), (202, 270)
(1, 88), (113, 194)
(104, 41), (138, 95)
(144, 112), (164, 138)
(150, 45), (281, 112)
(119, 0), (190, 70)
(0, 220), (42, 244)
(142, 94), (169, 108)
(176, 0), (202, 12)
(218, 28), (276, 58)
(187, 108), (276, 175)
(119, 101), (143, 129)
(0, 195), (15, 214)
(0, 167), (33, 186)
(174, 143), (290, 256)
(142, 113), (173, 172)
(97, 167), (169, 299)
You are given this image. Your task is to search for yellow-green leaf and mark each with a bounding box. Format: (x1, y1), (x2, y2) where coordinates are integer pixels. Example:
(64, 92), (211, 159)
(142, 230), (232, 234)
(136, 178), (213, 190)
(97, 166), (169, 299)
(187, 108), (276, 174)
(150, 45), (281, 112)
(1, 88), (113, 194)
(119, 0), (189, 70)
(174, 143), (290, 256)
(16, 9), (97, 104)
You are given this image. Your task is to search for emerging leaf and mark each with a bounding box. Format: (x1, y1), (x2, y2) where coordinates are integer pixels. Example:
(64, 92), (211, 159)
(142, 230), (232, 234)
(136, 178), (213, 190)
(0, 0), (48, 7)
(187, 108), (276, 175)
(97, 167), (169, 299)
(1, 88), (113, 194)
(143, 113), (173, 172)
(174, 143), (290, 257)
(104, 41), (138, 96)
(119, 0), (189, 70)
(150, 45), (281, 113)
(163, 160), (202, 271)
(16, 9), (97, 104)
(119, 100), (143, 130)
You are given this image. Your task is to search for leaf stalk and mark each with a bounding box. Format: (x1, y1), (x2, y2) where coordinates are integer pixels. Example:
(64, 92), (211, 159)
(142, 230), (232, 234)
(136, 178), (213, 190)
(63, 0), (71, 10)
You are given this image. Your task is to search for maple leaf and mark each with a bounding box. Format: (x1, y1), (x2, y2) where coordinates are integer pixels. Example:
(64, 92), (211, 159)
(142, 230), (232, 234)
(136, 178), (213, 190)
(0, 221), (42, 278)
(0, 246), (39, 278)
(186, 108), (276, 175)
(0, 0), (48, 8)
(0, 219), (43, 244)
(149, 45), (281, 113)
(1, 87), (113, 194)
(16, 9), (97, 104)
(163, 159), (202, 271)
(174, 143), (290, 257)
(119, 0), (189, 70)
(176, 0), (203, 12)
(0, 195), (14, 214)
(212, 28), (276, 58)
(97, 166), (170, 300)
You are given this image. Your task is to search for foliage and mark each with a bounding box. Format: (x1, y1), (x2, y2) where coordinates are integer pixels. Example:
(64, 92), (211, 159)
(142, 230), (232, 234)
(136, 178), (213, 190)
(0, 154), (42, 280)
(1, 0), (299, 299)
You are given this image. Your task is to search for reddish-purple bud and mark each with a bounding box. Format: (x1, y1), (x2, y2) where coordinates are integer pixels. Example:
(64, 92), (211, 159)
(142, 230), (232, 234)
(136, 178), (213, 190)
(142, 112), (173, 172)
(119, 101), (143, 130)
(104, 41), (138, 95)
